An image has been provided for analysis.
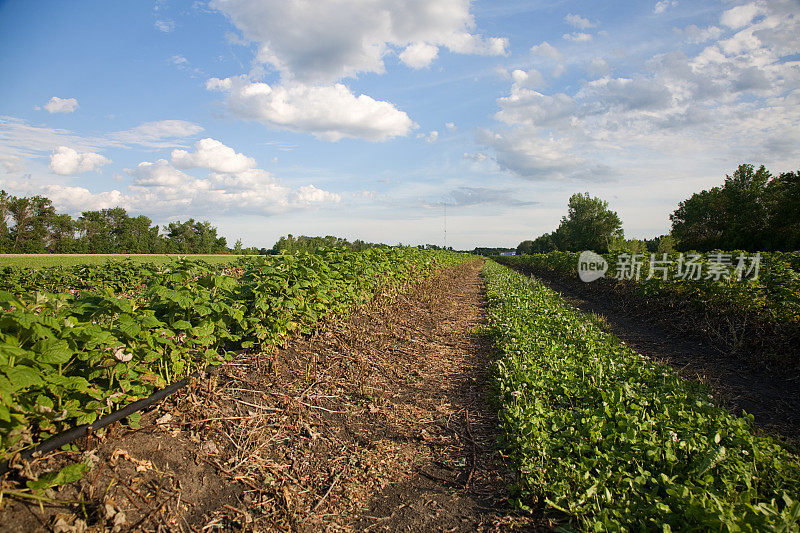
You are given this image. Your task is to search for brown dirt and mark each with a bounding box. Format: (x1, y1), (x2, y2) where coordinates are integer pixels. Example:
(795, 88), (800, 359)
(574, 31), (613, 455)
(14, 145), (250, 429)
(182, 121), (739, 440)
(510, 267), (800, 447)
(0, 260), (549, 531)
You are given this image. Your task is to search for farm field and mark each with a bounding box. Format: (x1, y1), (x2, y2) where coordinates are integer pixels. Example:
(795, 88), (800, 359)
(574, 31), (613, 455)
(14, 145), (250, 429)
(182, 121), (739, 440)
(498, 251), (800, 367)
(482, 260), (800, 529)
(0, 254), (244, 268)
(1, 255), (799, 530)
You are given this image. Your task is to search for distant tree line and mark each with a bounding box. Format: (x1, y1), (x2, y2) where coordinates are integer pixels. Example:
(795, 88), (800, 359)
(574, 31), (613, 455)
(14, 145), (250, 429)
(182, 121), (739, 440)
(515, 164), (799, 255)
(670, 164), (799, 252)
(270, 234), (384, 254)
(0, 190), (230, 254)
(471, 247), (516, 256)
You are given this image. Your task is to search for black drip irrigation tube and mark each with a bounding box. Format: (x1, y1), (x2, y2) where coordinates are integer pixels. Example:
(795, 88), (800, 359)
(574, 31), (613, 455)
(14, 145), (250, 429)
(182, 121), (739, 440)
(0, 364), (219, 477)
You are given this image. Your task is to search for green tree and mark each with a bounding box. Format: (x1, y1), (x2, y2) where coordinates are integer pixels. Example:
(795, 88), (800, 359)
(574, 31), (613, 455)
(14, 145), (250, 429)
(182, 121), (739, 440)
(516, 240), (534, 255)
(557, 193), (623, 252)
(0, 190), (12, 251)
(8, 195), (57, 252)
(764, 170), (800, 250)
(720, 164), (770, 249)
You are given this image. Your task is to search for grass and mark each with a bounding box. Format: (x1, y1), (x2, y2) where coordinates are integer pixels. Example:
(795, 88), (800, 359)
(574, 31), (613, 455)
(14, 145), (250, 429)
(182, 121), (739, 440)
(0, 254), (244, 268)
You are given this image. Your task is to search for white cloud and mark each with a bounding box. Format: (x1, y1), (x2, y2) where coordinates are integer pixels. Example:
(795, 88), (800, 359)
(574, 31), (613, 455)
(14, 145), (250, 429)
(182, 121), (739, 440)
(425, 130), (439, 143)
(587, 57), (610, 77)
(129, 159), (193, 187)
(49, 146), (111, 175)
(154, 19), (175, 32)
(683, 24), (724, 44)
(0, 156), (23, 174)
(292, 185), (341, 204)
(211, 0), (507, 83)
(530, 41), (563, 60)
(654, 0), (678, 15)
(109, 120), (204, 147)
(207, 77), (414, 141)
(399, 42), (439, 69)
(44, 185), (127, 212)
(171, 138), (256, 173)
(0, 117), (204, 168)
(720, 3), (761, 29)
(43, 97), (78, 114)
(564, 13), (596, 30)
(563, 32), (593, 42)
(445, 122), (457, 132)
(511, 68), (545, 89)
(483, 0), (800, 181)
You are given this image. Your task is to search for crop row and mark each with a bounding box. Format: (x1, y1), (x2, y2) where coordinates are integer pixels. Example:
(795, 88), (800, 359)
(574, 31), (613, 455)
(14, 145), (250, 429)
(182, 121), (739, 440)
(497, 251), (800, 325)
(482, 260), (800, 530)
(0, 248), (467, 462)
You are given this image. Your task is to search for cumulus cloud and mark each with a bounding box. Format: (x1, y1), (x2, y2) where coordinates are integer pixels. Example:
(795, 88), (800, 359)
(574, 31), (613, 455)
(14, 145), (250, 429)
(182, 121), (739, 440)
(720, 3), (761, 29)
(122, 158), (340, 214)
(44, 185), (127, 212)
(564, 13), (596, 29)
(49, 146), (110, 175)
(129, 159), (193, 187)
(511, 69), (545, 89)
(530, 41), (563, 60)
(399, 42), (439, 69)
(207, 77), (414, 141)
(171, 138), (256, 173)
(106, 137), (343, 216)
(483, 0), (800, 181)
(292, 184), (341, 204)
(43, 97), (78, 114)
(211, 0), (508, 83)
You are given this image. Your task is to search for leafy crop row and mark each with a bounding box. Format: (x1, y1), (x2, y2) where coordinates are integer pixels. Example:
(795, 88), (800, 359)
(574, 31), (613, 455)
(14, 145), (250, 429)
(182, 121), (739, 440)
(497, 251), (800, 326)
(482, 260), (800, 530)
(0, 248), (467, 462)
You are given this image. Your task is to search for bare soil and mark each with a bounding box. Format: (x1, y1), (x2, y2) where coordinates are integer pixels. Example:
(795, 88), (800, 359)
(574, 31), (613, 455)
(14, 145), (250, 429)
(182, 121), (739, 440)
(512, 268), (800, 446)
(0, 260), (548, 531)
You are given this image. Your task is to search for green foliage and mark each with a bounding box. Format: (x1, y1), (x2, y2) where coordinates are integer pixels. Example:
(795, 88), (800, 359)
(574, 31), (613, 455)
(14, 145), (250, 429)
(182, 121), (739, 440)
(671, 164), (800, 252)
(271, 234), (382, 254)
(518, 193), (623, 255)
(0, 249), (468, 462)
(557, 193), (624, 253)
(482, 260), (800, 530)
(498, 251), (800, 328)
(0, 190), (234, 254)
(26, 462), (89, 492)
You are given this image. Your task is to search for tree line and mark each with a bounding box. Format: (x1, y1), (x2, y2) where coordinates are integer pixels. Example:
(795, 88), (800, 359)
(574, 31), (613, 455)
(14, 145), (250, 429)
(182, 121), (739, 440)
(270, 234), (384, 254)
(0, 191), (231, 254)
(515, 164), (799, 255)
(670, 164), (799, 252)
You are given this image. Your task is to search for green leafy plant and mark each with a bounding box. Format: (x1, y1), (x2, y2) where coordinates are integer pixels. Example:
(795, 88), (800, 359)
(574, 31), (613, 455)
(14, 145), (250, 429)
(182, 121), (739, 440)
(482, 259), (800, 530)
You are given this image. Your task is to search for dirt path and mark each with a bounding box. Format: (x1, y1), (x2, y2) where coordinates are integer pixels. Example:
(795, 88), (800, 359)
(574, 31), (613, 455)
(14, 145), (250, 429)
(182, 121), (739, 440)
(1, 260), (545, 531)
(516, 269), (800, 446)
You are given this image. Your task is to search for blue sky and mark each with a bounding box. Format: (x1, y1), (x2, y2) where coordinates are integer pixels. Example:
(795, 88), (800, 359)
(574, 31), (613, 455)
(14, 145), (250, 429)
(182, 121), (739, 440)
(0, 0), (797, 249)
